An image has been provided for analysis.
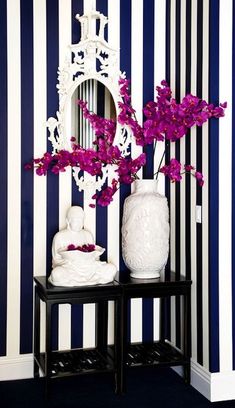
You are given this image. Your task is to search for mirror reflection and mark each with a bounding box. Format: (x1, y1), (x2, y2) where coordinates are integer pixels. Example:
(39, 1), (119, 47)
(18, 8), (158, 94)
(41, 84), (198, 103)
(71, 79), (116, 149)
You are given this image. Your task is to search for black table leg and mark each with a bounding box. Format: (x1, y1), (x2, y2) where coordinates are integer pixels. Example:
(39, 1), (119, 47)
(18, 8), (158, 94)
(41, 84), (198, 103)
(115, 295), (128, 394)
(33, 286), (40, 378)
(183, 289), (191, 384)
(45, 301), (53, 398)
(114, 296), (121, 394)
(96, 301), (108, 353)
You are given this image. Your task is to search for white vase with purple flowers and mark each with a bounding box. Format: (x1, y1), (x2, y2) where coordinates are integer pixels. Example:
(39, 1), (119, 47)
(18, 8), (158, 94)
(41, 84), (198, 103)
(121, 179), (169, 279)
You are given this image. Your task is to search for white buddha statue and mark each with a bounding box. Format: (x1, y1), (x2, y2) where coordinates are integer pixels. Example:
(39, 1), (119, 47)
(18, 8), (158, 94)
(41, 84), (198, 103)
(48, 206), (117, 287)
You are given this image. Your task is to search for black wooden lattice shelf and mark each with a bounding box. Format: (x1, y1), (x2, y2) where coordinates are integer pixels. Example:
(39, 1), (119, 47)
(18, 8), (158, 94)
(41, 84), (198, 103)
(126, 341), (186, 368)
(33, 273), (192, 396)
(35, 347), (115, 378)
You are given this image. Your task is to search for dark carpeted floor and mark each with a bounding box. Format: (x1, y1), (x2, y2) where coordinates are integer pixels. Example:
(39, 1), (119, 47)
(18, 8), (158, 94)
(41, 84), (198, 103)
(1, 367), (235, 408)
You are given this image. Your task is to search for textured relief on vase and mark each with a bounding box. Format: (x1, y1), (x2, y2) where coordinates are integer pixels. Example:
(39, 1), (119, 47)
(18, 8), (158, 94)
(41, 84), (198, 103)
(122, 180), (169, 279)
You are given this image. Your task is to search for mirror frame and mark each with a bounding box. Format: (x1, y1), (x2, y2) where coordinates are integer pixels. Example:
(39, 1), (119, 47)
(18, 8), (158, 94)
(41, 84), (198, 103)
(46, 9), (132, 194)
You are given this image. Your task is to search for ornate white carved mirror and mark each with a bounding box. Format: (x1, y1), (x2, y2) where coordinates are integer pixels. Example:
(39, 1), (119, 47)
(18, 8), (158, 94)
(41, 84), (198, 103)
(47, 8), (132, 194)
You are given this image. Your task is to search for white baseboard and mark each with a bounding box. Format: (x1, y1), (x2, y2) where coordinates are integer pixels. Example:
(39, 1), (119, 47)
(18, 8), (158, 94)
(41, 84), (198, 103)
(190, 360), (211, 400)
(0, 354), (33, 381)
(173, 360), (235, 402)
(172, 360), (211, 400)
(211, 371), (235, 402)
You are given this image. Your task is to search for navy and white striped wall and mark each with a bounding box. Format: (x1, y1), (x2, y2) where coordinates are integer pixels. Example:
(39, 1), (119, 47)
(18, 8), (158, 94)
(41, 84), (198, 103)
(0, 0), (234, 401)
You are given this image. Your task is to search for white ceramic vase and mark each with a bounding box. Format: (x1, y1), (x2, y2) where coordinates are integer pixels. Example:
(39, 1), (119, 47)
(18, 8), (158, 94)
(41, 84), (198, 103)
(121, 180), (169, 279)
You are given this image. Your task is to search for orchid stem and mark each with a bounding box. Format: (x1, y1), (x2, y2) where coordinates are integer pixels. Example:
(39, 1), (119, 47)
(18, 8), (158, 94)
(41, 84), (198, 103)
(153, 149), (166, 180)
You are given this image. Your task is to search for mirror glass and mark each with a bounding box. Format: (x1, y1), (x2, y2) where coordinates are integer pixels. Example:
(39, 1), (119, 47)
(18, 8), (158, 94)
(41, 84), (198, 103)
(70, 79), (116, 149)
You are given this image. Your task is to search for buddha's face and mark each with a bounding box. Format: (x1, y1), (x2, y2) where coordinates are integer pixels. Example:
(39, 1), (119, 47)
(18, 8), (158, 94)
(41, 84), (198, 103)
(68, 216), (84, 232)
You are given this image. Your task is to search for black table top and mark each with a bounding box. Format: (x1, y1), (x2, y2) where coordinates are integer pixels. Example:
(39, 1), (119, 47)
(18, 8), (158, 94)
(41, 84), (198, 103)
(34, 275), (120, 295)
(34, 271), (191, 294)
(115, 271), (192, 287)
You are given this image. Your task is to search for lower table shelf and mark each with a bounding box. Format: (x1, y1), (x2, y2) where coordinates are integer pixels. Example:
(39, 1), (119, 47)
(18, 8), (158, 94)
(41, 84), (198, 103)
(35, 346), (115, 378)
(126, 341), (188, 368)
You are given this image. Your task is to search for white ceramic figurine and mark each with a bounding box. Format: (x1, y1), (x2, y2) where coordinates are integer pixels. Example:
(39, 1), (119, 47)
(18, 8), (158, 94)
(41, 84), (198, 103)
(48, 206), (116, 286)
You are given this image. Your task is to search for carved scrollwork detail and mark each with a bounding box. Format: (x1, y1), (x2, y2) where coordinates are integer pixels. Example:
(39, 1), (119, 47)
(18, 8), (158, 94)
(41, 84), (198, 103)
(46, 8), (132, 193)
(72, 164), (118, 196)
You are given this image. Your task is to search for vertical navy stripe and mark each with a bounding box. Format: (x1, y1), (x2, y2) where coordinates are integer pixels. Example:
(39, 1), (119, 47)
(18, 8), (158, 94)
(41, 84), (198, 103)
(120, 0), (131, 342)
(96, 83), (108, 261)
(209, 0), (220, 373)
(232, 0), (235, 371)
(119, 0), (131, 275)
(120, 0), (131, 80)
(71, 0), (82, 43)
(96, 0), (108, 263)
(72, 180), (84, 207)
(0, 0), (8, 357)
(196, 0), (203, 366)
(95, 0), (109, 347)
(20, 0), (34, 354)
(142, 0), (155, 343)
(143, 0), (154, 179)
(175, 0), (181, 349)
(165, 0), (171, 271)
(71, 0), (84, 350)
(97, 0), (108, 41)
(164, 0), (171, 341)
(46, 0), (59, 351)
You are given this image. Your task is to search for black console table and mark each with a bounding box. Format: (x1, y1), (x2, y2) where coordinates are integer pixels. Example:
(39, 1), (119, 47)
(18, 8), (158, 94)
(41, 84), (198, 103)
(115, 272), (192, 393)
(33, 277), (122, 395)
(34, 272), (191, 396)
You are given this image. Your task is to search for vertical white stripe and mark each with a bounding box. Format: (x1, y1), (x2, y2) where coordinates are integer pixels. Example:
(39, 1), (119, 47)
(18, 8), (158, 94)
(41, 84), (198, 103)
(190, 0), (197, 362)
(131, 0), (143, 126)
(170, 0), (176, 346)
(153, 298), (160, 342)
(84, 0), (95, 13)
(58, 0), (72, 351)
(154, 0), (166, 93)
(130, 0), (143, 343)
(202, 0), (209, 371)
(83, 185), (96, 348)
(107, 189), (119, 345)
(82, 0), (97, 350)
(59, 0), (72, 229)
(219, 0), (233, 372)
(154, 0), (166, 195)
(104, 87), (115, 345)
(108, 0), (120, 51)
(154, 0), (166, 341)
(6, 0), (21, 357)
(107, 0), (120, 345)
(82, 82), (86, 146)
(33, 0), (47, 278)
(83, 307), (96, 348)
